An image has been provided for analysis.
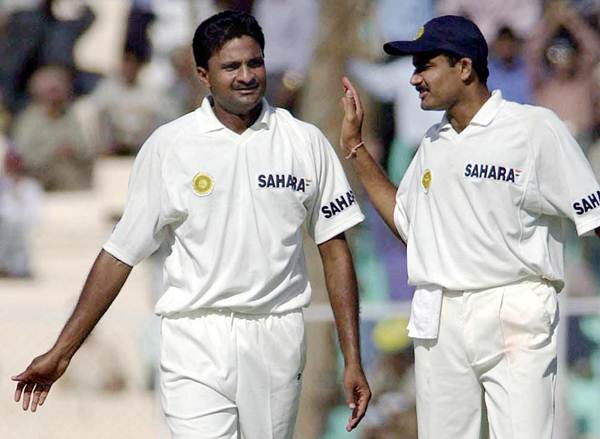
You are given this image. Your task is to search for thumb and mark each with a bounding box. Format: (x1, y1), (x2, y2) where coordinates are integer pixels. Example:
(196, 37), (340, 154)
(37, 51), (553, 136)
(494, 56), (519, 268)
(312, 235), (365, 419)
(344, 384), (356, 409)
(12, 367), (32, 380)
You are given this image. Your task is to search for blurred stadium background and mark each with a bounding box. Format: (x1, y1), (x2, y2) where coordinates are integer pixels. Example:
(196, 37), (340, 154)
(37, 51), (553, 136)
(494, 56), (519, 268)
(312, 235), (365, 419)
(1, 1), (599, 438)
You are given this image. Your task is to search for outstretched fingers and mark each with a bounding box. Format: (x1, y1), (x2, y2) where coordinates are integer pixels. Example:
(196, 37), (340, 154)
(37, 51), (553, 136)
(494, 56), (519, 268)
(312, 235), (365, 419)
(30, 384), (51, 412)
(14, 381), (26, 403)
(21, 382), (35, 411)
(12, 368), (52, 412)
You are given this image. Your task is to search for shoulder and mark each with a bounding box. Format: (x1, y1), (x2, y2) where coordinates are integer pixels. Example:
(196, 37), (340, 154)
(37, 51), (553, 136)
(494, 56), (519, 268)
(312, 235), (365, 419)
(500, 101), (575, 160)
(500, 100), (561, 130)
(146, 111), (198, 152)
(271, 106), (328, 145)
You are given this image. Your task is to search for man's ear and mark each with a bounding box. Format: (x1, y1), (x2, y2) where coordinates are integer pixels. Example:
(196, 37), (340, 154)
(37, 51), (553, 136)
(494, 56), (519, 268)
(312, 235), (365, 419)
(196, 67), (210, 89)
(459, 58), (475, 83)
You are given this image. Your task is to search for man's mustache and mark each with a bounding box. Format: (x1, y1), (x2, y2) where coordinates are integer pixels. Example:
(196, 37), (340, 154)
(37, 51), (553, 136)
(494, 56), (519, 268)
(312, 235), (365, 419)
(233, 82), (259, 90)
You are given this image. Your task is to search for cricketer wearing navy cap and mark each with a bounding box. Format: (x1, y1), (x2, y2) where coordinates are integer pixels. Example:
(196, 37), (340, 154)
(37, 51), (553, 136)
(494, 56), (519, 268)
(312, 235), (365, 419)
(339, 13), (600, 439)
(383, 15), (490, 113)
(383, 15), (488, 66)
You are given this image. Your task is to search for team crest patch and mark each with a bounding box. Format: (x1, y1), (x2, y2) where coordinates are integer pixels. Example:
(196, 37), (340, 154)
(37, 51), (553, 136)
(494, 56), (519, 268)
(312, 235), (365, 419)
(422, 169), (432, 192)
(415, 25), (425, 40)
(192, 172), (214, 196)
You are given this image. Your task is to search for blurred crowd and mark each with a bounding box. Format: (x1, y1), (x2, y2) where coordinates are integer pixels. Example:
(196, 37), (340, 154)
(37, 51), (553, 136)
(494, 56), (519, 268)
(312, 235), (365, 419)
(1, 0), (600, 438)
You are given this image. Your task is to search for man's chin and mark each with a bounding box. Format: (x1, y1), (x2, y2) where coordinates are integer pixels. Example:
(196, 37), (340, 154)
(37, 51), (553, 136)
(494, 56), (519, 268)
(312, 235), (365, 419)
(225, 97), (263, 116)
(420, 99), (443, 111)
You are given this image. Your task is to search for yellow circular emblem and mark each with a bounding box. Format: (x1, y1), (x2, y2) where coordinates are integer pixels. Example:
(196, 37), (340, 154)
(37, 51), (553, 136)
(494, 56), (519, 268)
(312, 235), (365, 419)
(422, 169), (432, 191)
(192, 172), (214, 196)
(415, 25), (425, 40)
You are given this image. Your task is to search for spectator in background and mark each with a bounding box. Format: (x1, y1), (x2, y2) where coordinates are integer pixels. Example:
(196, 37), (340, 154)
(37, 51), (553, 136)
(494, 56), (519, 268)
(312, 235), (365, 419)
(347, 58), (441, 182)
(0, 149), (42, 278)
(91, 46), (166, 156)
(344, 1), (440, 312)
(164, 45), (207, 119)
(528, 1), (600, 142)
(363, 318), (417, 439)
(0, 0), (94, 114)
(323, 318), (418, 439)
(12, 65), (94, 191)
(487, 26), (533, 104)
(375, 0), (434, 43)
(253, 0), (319, 112)
(437, 0), (542, 42)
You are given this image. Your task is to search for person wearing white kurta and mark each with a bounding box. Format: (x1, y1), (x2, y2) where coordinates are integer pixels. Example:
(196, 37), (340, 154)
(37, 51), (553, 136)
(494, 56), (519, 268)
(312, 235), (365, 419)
(339, 14), (600, 439)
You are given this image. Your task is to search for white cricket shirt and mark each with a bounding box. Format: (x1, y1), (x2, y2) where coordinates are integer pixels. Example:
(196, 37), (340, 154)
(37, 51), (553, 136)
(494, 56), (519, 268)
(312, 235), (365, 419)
(104, 98), (364, 316)
(394, 91), (600, 337)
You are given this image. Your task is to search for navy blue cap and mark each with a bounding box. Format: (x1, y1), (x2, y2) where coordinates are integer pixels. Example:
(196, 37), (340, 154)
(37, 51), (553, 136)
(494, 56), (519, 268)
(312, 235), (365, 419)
(383, 15), (488, 67)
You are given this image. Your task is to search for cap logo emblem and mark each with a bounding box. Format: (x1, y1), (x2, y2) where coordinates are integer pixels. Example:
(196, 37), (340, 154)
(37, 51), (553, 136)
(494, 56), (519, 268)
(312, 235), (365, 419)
(422, 169), (432, 192)
(192, 172), (214, 196)
(415, 25), (425, 40)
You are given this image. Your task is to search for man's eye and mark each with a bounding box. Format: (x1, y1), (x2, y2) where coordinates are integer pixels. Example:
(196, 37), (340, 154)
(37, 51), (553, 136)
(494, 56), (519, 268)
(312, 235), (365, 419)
(248, 59), (264, 68)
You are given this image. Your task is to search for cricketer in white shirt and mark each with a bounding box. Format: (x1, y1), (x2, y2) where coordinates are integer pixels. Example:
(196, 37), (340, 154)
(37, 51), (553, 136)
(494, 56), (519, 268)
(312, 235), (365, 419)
(395, 90), (600, 338)
(13, 11), (371, 438)
(104, 97), (365, 315)
(340, 12), (600, 439)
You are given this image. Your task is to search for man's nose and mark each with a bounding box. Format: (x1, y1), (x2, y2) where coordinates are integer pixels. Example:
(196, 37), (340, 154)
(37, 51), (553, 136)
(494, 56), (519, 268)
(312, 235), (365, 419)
(409, 73), (422, 86)
(238, 64), (254, 83)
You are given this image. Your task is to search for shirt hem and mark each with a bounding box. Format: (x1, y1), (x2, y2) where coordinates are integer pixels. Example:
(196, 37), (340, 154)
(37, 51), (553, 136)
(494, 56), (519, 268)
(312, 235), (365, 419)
(313, 212), (365, 244)
(576, 214), (600, 237)
(102, 242), (138, 267)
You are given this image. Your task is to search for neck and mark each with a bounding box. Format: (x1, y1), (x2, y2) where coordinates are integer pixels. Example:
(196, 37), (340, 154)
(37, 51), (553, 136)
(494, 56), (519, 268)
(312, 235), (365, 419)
(212, 101), (263, 134)
(446, 86), (491, 133)
(45, 104), (65, 118)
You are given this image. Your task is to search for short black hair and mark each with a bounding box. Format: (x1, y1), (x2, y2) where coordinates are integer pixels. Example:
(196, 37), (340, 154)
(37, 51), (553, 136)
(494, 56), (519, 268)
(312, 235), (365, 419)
(443, 51), (489, 85)
(192, 10), (265, 69)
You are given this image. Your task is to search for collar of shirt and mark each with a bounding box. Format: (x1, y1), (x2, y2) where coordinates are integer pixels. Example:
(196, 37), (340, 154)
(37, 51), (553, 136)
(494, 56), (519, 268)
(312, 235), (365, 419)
(195, 96), (273, 134)
(438, 89), (504, 133)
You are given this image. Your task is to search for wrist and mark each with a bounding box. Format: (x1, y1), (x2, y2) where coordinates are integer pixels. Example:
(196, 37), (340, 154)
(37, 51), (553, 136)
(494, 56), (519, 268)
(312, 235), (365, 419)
(342, 352), (363, 368)
(342, 137), (362, 150)
(344, 141), (365, 160)
(52, 339), (78, 361)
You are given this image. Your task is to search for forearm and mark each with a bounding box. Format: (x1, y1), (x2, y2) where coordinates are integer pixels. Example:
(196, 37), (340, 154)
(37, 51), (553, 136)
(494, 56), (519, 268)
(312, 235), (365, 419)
(319, 235), (362, 366)
(347, 143), (402, 242)
(51, 249), (132, 359)
(340, 76), (403, 243)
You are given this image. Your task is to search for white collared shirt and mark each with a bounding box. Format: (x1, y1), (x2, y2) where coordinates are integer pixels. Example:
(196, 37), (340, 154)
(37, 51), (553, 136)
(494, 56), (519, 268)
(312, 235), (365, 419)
(395, 90), (600, 293)
(104, 98), (364, 315)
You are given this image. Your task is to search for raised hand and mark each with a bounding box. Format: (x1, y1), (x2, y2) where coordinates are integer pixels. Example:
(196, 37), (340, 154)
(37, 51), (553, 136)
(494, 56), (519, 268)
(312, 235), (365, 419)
(340, 76), (364, 154)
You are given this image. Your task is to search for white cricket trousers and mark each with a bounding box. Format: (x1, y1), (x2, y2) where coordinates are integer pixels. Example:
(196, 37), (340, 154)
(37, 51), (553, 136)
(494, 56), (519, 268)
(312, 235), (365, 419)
(159, 309), (306, 439)
(414, 280), (559, 439)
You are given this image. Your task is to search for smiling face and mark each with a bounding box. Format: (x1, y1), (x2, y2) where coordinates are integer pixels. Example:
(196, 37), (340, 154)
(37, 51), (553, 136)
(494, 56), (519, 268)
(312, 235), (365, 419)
(410, 52), (468, 111)
(196, 35), (266, 117)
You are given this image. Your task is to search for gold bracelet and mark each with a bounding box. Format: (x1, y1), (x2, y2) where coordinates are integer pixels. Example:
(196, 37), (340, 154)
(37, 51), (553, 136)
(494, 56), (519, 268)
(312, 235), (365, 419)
(345, 141), (365, 159)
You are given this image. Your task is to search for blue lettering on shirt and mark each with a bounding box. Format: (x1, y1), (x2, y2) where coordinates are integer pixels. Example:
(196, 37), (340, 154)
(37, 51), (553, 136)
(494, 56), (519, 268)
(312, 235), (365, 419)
(464, 163), (521, 183)
(257, 174), (310, 192)
(321, 190), (356, 218)
(573, 190), (600, 215)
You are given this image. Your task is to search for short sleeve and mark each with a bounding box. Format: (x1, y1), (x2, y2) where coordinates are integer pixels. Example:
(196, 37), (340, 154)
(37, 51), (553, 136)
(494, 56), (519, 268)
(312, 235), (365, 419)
(305, 128), (364, 244)
(103, 129), (175, 265)
(394, 148), (421, 242)
(533, 110), (600, 236)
